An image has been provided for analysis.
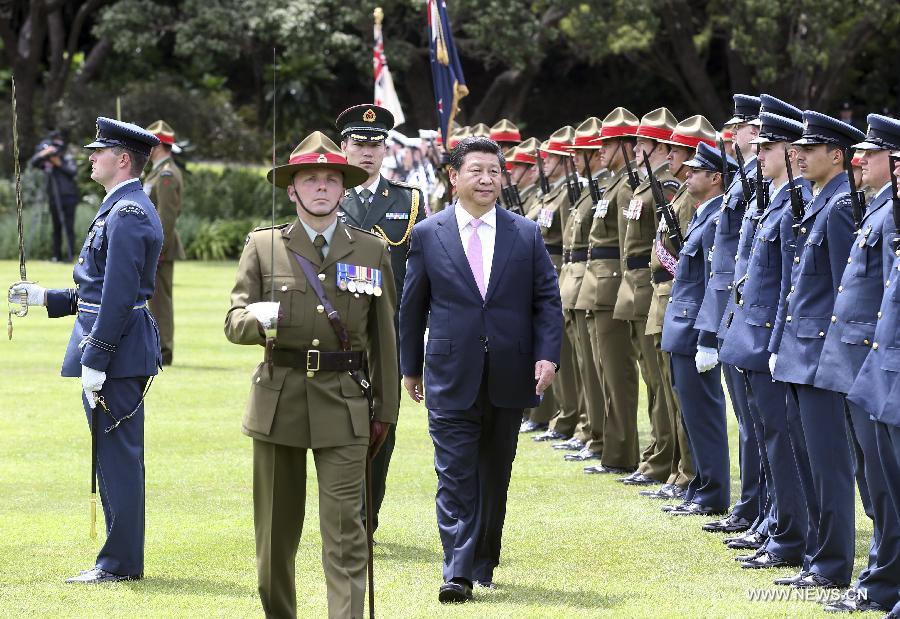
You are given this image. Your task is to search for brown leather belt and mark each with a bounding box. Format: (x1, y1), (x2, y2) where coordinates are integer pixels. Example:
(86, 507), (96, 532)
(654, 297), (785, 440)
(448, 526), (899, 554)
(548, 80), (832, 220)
(272, 348), (365, 372)
(652, 269), (674, 284)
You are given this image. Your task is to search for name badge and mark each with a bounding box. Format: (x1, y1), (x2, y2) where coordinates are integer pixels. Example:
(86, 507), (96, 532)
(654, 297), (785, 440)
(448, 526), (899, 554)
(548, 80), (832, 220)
(626, 198), (643, 220)
(537, 208), (554, 228)
(594, 199), (610, 219)
(385, 212), (410, 220)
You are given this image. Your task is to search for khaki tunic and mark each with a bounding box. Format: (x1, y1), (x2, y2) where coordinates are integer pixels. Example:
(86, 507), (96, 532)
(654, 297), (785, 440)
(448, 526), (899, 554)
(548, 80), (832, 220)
(143, 157), (185, 261)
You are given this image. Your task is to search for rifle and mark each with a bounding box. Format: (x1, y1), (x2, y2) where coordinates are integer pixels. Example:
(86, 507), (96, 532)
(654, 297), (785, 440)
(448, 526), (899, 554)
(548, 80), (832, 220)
(619, 142), (639, 191)
(535, 151), (551, 196)
(732, 143), (753, 200)
(642, 153), (683, 252)
(784, 148), (805, 234)
(888, 151), (900, 252)
(755, 155), (768, 215)
(582, 151), (600, 205)
(562, 155), (580, 206)
(501, 168), (524, 215)
(843, 148), (866, 229)
(718, 136), (731, 190)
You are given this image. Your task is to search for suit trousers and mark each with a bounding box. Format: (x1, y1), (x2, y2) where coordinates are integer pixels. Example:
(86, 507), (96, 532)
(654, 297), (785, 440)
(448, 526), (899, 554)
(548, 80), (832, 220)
(84, 377), (147, 577)
(787, 383), (855, 584)
(653, 334), (694, 487)
(723, 363), (764, 524)
(428, 370), (521, 585)
(586, 309), (639, 469)
(569, 309), (607, 453)
(745, 370), (807, 563)
(548, 319), (584, 437)
(873, 421), (900, 611)
(253, 440), (368, 619)
(670, 354), (729, 511)
(149, 260), (174, 365)
(631, 319), (673, 481)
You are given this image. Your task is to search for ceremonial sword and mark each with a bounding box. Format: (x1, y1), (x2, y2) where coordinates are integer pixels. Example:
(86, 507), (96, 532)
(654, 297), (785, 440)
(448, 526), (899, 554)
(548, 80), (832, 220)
(7, 76), (31, 340)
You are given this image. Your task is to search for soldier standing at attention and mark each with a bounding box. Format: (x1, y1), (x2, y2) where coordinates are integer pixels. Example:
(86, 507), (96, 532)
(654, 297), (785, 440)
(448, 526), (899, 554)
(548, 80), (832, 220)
(143, 120), (185, 366)
(225, 131), (398, 618)
(10, 118), (163, 583)
(336, 104), (424, 536)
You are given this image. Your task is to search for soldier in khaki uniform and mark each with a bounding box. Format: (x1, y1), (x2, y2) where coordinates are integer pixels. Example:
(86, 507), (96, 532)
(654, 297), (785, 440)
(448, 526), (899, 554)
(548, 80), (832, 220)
(225, 131), (399, 619)
(144, 120), (185, 366)
(580, 108), (642, 475)
(640, 115), (715, 500)
(614, 108), (681, 486)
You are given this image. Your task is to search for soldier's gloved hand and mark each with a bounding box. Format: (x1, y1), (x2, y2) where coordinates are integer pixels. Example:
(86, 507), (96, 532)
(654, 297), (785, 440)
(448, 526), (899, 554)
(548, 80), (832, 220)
(768, 353), (778, 375)
(245, 301), (281, 330)
(695, 346), (719, 373)
(8, 282), (46, 306)
(81, 365), (106, 409)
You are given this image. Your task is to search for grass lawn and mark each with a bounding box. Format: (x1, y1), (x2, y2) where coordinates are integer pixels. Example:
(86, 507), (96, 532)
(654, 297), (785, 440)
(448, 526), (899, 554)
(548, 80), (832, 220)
(0, 260), (878, 618)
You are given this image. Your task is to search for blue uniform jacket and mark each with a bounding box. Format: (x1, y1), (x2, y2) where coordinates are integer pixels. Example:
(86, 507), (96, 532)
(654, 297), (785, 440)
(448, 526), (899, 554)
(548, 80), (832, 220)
(661, 194), (723, 356)
(696, 158), (756, 347)
(815, 184), (899, 393)
(45, 179), (164, 378)
(771, 173), (855, 385)
(847, 253), (900, 425)
(719, 180), (813, 372)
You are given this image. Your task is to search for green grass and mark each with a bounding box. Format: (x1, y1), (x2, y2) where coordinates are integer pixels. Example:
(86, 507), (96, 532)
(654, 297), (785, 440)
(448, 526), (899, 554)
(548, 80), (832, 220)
(0, 260), (879, 617)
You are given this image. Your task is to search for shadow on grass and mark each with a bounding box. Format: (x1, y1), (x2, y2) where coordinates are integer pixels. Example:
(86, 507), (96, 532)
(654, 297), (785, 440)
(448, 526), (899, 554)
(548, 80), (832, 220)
(126, 576), (252, 597)
(478, 582), (627, 610)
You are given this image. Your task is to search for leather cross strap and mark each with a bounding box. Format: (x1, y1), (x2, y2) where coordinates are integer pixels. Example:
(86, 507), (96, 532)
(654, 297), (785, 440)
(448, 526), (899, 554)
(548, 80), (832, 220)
(291, 251), (352, 352)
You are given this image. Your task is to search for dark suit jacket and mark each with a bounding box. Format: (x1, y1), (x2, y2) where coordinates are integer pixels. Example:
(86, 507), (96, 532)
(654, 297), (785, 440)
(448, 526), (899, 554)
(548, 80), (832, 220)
(399, 205), (563, 411)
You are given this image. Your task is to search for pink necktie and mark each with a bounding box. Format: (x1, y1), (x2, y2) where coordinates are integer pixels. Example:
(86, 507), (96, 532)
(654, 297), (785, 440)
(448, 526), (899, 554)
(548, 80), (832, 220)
(466, 218), (485, 298)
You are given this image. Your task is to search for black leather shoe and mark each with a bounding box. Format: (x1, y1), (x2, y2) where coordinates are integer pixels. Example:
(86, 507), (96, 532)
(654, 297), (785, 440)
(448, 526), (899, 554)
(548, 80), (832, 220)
(792, 572), (847, 589)
(702, 514), (751, 533)
(726, 531), (766, 550)
(774, 571), (809, 586)
(735, 547), (766, 562)
(824, 591), (888, 613)
(533, 429), (567, 442)
(583, 464), (636, 475)
(439, 579), (473, 603)
(65, 567), (140, 584)
(621, 473), (661, 486)
(669, 486), (687, 500)
(552, 437), (585, 451)
(639, 484), (674, 499)
(669, 503), (726, 517)
(519, 420), (548, 434)
(564, 447), (601, 462)
(661, 501), (692, 513)
(741, 551), (799, 569)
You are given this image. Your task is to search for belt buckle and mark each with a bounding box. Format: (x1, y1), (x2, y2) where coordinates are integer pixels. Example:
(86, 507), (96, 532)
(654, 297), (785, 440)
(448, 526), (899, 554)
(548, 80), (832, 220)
(306, 349), (321, 372)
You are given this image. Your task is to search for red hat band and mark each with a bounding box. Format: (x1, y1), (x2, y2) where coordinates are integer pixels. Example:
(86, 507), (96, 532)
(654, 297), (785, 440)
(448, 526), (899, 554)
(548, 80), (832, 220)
(288, 152), (349, 166)
(599, 125), (639, 139)
(491, 130), (521, 142)
(635, 126), (673, 141)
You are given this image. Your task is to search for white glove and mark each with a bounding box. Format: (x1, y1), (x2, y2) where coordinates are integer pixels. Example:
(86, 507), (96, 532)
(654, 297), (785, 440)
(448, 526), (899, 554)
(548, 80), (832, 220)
(81, 365), (106, 409)
(768, 353), (777, 375)
(8, 282), (46, 306)
(246, 301), (281, 330)
(695, 346), (719, 373)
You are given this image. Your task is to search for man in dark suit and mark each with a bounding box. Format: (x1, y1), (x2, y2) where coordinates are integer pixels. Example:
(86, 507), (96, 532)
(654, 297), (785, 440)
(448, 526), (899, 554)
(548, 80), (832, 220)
(399, 136), (563, 603)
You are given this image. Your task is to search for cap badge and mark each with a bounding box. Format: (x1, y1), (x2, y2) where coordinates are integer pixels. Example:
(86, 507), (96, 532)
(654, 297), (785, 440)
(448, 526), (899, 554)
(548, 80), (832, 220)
(803, 120), (809, 132)
(363, 108), (377, 123)
(317, 154), (328, 164)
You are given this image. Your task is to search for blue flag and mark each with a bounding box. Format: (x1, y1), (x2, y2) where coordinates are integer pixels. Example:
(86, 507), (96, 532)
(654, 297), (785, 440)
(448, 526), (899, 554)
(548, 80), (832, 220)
(427, 0), (468, 147)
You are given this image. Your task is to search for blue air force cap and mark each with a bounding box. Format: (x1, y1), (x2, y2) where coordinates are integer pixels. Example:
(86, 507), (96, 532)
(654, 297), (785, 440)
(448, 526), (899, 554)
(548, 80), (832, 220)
(84, 117), (160, 157)
(852, 114), (900, 151)
(793, 111), (866, 149)
(751, 113), (805, 145)
(684, 141), (739, 173)
(725, 94), (761, 126)
(749, 94), (802, 126)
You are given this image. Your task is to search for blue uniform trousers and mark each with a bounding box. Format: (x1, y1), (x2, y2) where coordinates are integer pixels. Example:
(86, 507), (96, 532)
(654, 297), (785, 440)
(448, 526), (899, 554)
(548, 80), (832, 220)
(428, 371), (521, 585)
(745, 370), (807, 563)
(723, 363), (763, 524)
(788, 383), (855, 584)
(734, 370), (771, 536)
(670, 353), (729, 511)
(84, 376), (147, 577)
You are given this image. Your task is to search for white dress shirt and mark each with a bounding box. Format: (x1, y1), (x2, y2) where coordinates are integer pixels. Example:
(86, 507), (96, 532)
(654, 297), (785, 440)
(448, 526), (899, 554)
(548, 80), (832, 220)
(456, 205), (497, 291)
(104, 178), (140, 202)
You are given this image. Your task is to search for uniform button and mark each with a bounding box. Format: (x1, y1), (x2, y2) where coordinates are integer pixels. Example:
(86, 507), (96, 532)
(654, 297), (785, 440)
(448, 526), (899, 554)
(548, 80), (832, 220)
(864, 339), (870, 345)
(847, 257), (852, 264)
(818, 331), (825, 337)
(307, 371), (315, 378)
(786, 315), (792, 322)
(800, 227), (807, 234)
(281, 285), (287, 291)
(794, 257), (800, 263)
(668, 298), (673, 304)
(790, 285), (795, 292)
(613, 272), (618, 277)
(78, 257), (84, 264)
(727, 285), (733, 291)
(75, 284), (80, 289)
(887, 280), (891, 287)
(255, 377), (260, 383)
(831, 316), (837, 323)
(318, 273), (326, 281)
(873, 342), (879, 350)
(682, 309), (687, 316)
(765, 322), (771, 328)
(878, 311), (883, 319)
(838, 285), (843, 293)
(312, 338), (320, 346)
(316, 304), (324, 314)
(738, 300), (744, 306)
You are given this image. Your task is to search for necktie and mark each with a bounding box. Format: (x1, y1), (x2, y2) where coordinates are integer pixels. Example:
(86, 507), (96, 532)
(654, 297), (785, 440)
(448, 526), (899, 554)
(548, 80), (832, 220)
(359, 188), (373, 204)
(466, 219), (486, 298)
(313, 234), (326, 262)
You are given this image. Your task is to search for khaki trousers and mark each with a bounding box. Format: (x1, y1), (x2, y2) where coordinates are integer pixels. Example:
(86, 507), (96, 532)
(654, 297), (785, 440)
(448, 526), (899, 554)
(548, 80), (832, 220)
(631, 319), (674, 481)
(548, 315), (584, 437)
(571, 309), (608, 453)
(654, 334), (694, 486)
(149, 260), (174, 365)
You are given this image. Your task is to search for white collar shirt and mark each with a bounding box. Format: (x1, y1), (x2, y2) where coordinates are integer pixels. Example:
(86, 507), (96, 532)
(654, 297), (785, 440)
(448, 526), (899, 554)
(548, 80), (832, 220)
(456, 204), (497, 293)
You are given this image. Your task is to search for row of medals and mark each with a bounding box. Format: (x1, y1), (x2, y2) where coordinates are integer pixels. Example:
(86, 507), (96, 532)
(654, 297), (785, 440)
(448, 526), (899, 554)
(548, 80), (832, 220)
(338, 276), (383, 297)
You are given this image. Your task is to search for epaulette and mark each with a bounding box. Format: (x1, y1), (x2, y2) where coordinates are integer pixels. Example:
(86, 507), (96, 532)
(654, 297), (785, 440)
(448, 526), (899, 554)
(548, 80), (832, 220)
(387, 179), (420, 192)
(833, 194), (854, 209)
(116, 201), (147, 218)
(252, 223), (290, 232)
(346, 224), (384, 240)
(662, 179), (680, 192)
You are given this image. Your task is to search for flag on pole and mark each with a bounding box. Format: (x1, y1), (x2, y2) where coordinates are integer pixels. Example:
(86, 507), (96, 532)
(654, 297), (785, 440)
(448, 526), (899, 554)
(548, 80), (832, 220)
(427, 0), (468, 147)
(373, 7), (405, 127)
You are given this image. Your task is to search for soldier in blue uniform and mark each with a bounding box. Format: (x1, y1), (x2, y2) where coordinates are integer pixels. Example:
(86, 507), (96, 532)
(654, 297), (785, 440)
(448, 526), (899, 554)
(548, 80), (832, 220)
(695, 94), (763, 534)
(816, 115), (900, 613)
(9, 118), (163, 583)
(769, 111), (866, 589)
(718, 112), (813, 570)
(336, 104), (425, 535)
(660, 142), (737, 516)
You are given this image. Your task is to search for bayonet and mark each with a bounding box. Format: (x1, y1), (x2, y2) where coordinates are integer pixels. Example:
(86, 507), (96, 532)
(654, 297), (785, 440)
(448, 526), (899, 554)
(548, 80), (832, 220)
(732, 143), (753, 201)
(718, 136), (731, 189)
(619, 142), (639, 191)
(582, 151), (600, 205)
(536, 151), (550, 196)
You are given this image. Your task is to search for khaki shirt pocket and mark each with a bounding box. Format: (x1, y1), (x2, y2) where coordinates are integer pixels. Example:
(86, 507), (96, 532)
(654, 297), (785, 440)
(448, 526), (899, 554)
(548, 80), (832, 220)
(340, 372), (370, 438)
